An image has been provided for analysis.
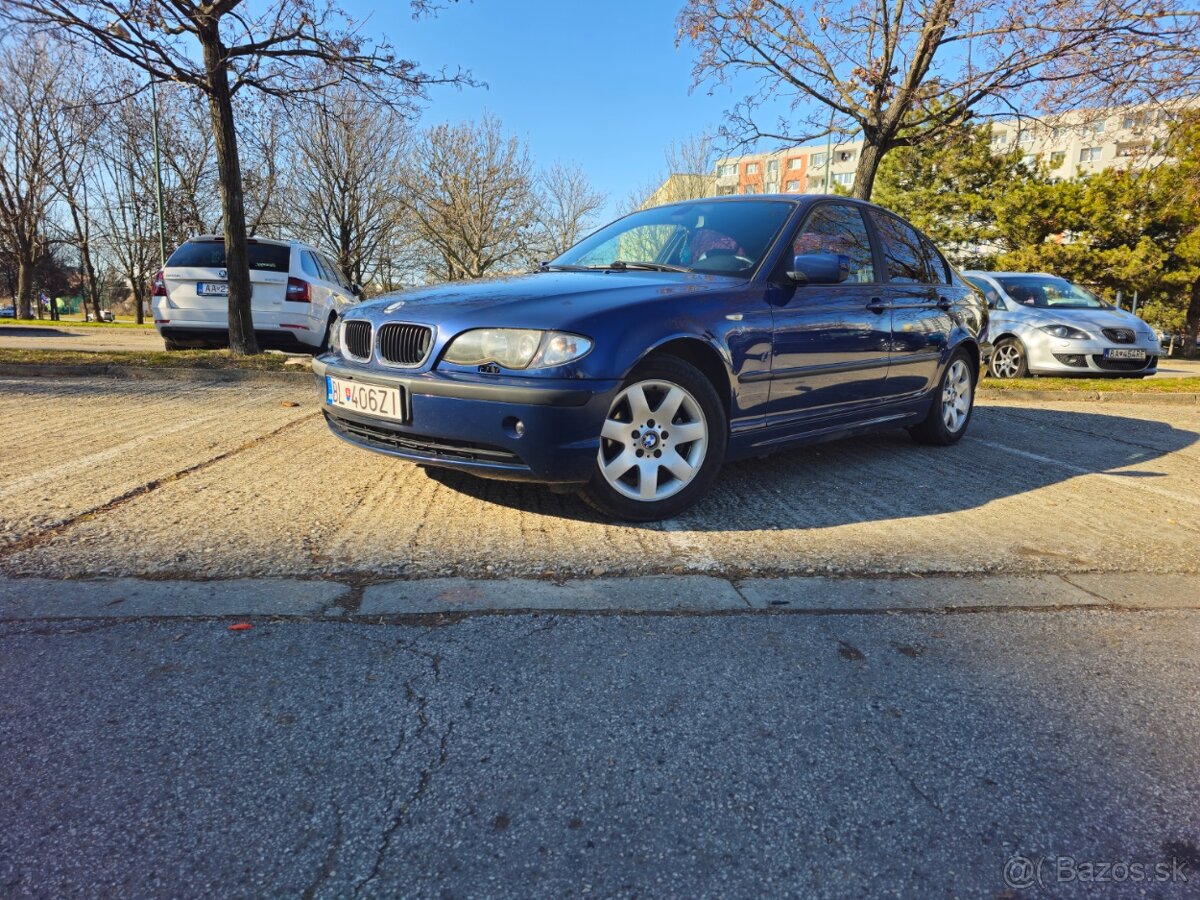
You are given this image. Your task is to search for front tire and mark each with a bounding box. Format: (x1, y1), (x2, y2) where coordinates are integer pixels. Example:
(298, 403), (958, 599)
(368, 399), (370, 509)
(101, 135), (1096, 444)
(909, 351), (976, 446)
(988, 338), (1027, 378)
(578, 356), (726, 521)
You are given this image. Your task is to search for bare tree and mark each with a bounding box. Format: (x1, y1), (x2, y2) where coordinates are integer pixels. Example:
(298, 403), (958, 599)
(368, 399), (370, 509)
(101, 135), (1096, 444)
(286, 88), (410, 287)
(3, 0), (468, 352)
(45, 42), (106, 321)
(534, 162), (606, 259)
(680, 1), (1200, 199)
(0, 37), (59, 318)
(95, 90), (159, 324)
(625, 133), (719, 212)
(402, 114), (540, 281)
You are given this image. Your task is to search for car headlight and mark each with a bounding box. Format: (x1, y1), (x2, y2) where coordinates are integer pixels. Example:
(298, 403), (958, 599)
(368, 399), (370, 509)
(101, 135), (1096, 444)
(328, 318), (345, 355)
(1040, 324), (1091, 340)
(442, 329), (593, 369)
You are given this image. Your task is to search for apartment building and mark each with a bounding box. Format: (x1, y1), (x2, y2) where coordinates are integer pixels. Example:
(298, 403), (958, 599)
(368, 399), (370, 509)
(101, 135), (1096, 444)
(707, 103), (1187, 197)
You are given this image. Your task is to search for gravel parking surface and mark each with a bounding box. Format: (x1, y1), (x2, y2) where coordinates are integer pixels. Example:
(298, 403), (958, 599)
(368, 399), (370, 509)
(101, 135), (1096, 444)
(2, 375), (1197, 580)
(0, 324), (165, 352)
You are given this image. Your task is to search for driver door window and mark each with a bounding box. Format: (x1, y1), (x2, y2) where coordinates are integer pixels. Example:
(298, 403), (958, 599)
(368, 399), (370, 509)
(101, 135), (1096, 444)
(784, 203), (876, 283)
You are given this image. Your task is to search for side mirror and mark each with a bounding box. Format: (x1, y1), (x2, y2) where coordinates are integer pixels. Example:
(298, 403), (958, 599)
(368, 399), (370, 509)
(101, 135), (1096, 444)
(351, 283), (364, 298)
(788, 252), (850, 284)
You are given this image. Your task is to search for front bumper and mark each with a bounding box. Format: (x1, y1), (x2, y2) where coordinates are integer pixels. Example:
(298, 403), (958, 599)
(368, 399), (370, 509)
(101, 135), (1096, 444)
(313, 356), (620, 483)
(1026, 335), (1160, 376)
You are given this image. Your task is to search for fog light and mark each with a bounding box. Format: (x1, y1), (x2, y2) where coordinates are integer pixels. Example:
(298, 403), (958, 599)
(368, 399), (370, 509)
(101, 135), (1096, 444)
(503, 417), (525, 439)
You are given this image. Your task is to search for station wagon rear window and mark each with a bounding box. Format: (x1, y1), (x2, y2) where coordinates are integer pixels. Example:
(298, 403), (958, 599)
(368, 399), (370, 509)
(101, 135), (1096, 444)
(166, 241), (291, 272)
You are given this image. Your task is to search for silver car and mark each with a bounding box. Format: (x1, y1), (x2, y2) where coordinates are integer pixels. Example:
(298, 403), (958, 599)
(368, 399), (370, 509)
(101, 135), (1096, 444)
(962, 271), (1161, 378)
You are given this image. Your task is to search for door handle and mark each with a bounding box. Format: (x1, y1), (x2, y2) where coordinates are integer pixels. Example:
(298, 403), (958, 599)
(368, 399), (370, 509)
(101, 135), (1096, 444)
(866, 298), (891, 313)
(937, 296), (953, 310)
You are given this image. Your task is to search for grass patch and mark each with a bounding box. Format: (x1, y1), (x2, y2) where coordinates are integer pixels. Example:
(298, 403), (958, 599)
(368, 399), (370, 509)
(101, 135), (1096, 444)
(981, 376), (1200, 393)
(0, 317), (154, 329)
(0, 348), (299, 371)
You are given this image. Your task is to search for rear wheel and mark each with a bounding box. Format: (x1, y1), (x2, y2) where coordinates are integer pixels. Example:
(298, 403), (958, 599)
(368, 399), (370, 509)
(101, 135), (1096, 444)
(163, 338), (184, 352)
(988, 338), (1027, 378)
(909, 351), (976, 446)
(578, 356), (726, 521)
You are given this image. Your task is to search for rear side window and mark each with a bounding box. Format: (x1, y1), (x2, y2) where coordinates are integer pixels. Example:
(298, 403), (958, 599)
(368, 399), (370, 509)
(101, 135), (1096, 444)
(300, 251), (322, 278)
(166, 241), (292, 272)
(869, 212), (935, 284)
(920, 235), (949, 284)
(789, 203), (876, 283)
(320, 254), (350, 289)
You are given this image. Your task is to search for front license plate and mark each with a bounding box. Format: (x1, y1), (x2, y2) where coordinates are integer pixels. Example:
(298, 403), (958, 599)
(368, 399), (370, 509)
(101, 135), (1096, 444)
(1104, 348), (1146, 361)
(197, 282), (228, 296)
(326, 376), (407, 422)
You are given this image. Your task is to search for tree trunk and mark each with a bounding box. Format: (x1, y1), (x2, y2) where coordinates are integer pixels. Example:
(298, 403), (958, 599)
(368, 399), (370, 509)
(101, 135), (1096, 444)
(15, 256), (33, 318)
(852, 139), (886, 201)
(1185, 278), (1200, 358)
(200, 29), (258, 355)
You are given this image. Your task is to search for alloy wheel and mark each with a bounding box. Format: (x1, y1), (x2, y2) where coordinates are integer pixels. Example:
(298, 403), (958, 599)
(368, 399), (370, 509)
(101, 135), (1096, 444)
(990, 343), (1023, 378)
(598, 379), (709, 502)
(941, 359), (973, 433)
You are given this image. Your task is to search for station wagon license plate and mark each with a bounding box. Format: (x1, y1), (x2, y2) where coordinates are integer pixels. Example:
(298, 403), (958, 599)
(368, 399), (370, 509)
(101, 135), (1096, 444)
(326, 376), (407, 422)
(1104, 348), (1146, 361)
(197, 282), (228, 296)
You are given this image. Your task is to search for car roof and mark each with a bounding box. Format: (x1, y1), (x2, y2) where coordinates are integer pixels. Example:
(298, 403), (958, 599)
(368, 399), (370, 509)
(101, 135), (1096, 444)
(187, 235), (305, 250)
(647, 193), (884, 211)
(961, 271), (1058, 278)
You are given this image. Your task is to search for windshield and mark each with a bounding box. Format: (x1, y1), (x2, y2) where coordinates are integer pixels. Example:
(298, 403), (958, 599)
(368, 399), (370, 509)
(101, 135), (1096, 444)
(551, 200), (794, 276)
(167, 241), (291, 273)
(994, 275), (1106, 310)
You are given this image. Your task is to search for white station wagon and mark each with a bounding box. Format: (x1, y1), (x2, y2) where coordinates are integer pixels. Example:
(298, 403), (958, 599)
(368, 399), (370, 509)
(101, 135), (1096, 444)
(151, 236), (361, 351)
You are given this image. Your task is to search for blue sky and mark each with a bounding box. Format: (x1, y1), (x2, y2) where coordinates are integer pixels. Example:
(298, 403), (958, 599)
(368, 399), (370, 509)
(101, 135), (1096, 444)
(342, 0), (756, 219)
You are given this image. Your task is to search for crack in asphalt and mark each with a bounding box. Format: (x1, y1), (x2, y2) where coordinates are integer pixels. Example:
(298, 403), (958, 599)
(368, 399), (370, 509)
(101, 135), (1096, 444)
(301, 799), (344, 900)
(355, 642), (449, 895)
(888, 758), (944, 814)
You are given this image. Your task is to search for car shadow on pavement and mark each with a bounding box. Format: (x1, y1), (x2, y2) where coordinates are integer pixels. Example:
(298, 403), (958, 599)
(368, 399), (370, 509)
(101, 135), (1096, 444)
(422, 406), (1199, 529)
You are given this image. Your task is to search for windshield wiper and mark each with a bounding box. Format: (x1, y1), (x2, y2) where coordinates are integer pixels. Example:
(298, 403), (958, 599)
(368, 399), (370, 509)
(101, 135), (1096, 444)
(538, 262), (593, 272)
(609, 260), (692, 273)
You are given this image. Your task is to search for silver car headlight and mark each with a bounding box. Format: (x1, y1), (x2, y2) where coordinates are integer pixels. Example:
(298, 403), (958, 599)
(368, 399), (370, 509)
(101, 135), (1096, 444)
(328, 318), (345, 355)
(1040, 323), (1091, 340)
(442, 328), (593, 369)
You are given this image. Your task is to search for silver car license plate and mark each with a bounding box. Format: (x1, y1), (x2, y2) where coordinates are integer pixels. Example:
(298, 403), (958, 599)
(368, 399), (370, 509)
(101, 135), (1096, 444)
(1104, 348), (1146, 361)
(326, 376), (407, 422)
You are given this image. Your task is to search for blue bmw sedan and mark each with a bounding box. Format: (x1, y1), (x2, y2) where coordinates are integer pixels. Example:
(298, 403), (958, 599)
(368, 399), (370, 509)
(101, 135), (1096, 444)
(314, 196), (986, 521)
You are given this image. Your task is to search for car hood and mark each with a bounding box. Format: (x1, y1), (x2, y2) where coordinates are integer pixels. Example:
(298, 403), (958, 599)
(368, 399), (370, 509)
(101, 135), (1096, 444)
(353, 271), (743, 329)
(1012, 305), (1153, 333)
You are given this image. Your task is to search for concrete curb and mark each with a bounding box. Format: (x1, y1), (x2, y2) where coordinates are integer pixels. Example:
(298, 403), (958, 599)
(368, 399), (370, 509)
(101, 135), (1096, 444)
(0, 362), (310, 383)
(978, 388), (1200, 404)
(1, 573), (1196, 619)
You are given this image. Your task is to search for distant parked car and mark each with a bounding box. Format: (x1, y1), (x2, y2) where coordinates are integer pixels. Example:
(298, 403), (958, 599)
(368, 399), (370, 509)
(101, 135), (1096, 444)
(0, 306), (14, 319)
(86, 310), (115, 322)
(317, 196), (987, 520)
(962, 271), (1161, 378)
(151, 236), (362, 352)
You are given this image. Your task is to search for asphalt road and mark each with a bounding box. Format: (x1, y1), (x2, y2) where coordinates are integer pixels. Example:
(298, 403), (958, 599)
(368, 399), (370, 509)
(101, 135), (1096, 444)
(3, 375), (1199, 897)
